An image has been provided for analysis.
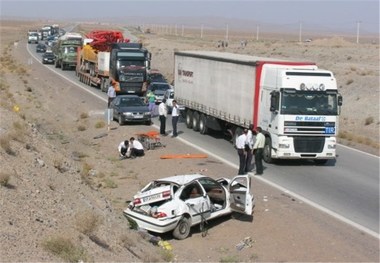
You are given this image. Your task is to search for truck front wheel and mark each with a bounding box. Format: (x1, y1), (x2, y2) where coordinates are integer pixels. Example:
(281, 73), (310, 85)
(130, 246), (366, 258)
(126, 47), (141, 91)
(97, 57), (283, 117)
(263, 137), (273, 163)
(186, 110), (193, 129)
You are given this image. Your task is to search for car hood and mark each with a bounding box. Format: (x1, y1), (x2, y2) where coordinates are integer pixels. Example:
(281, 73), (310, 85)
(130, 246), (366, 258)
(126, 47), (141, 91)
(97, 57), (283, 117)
(153, 90), (166, 96)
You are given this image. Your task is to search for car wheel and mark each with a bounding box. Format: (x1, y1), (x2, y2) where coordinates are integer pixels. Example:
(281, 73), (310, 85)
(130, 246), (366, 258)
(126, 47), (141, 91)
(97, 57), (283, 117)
(199, 114), (208, 135)
(192, 111), (200, 132)
(263, 137), (273, 163)
(173, 217), (191, 240)
(186, 110), (193, 129)
(118, 115), (124, 126)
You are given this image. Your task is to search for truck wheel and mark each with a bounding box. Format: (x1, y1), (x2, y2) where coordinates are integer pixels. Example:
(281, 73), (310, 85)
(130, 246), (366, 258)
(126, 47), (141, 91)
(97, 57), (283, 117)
(61, 62), (65, 71)
(199, 114), (208, 135)
(173, 217), (191, 240)
(263, 137), (273, 163)
(55, 60), (59, 68)
(192, 112), (200, 131)
(186, 110), (193, 129)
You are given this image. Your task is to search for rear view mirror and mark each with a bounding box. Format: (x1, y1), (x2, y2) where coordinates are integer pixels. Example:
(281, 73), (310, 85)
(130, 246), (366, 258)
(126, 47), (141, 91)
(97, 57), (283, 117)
(270, 91), (279, 112)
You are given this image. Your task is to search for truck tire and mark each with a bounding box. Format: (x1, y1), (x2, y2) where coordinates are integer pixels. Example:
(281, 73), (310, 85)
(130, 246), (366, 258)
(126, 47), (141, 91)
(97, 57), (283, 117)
(61, 62), (65, 71)
(192, 111), (200, 131)
(186, 110), (193, 129)
(263, 137), (273, 163)
(199, 114), (208, 135)
(55, 60), (59, 68)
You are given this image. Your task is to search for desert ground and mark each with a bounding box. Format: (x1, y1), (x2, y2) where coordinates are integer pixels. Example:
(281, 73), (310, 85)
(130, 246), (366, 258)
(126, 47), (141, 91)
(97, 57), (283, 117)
(0, 20), (379, 262)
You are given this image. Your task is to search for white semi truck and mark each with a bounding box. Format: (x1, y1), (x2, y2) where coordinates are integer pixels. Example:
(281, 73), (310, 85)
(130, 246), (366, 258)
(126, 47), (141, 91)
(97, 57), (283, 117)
(174, 51), (343, 164)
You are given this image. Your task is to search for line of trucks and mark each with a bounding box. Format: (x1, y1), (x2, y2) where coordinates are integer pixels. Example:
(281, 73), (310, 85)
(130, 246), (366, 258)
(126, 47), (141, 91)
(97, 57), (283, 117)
(35, 28), (343, 164)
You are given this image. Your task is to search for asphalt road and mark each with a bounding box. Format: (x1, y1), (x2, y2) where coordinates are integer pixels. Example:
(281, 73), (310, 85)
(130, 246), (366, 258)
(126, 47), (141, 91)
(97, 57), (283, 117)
(27, 41), (379, 238)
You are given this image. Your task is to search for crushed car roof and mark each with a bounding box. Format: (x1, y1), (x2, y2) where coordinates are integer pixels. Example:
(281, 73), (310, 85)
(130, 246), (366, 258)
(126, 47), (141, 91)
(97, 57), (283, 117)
(155, 173), (207, 185)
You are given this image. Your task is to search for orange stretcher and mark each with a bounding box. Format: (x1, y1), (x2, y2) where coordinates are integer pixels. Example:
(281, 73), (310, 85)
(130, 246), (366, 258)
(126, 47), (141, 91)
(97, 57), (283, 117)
(136, 131), (165, 150)
(160, 154), (208, 159)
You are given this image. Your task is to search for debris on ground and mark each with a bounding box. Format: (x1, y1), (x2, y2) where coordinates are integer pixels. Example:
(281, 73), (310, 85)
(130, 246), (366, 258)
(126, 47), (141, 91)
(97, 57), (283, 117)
(236, 236), (255, 251)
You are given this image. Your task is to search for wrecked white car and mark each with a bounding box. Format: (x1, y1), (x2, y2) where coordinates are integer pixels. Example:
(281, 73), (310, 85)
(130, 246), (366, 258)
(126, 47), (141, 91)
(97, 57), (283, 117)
(123, 173), (254, 239)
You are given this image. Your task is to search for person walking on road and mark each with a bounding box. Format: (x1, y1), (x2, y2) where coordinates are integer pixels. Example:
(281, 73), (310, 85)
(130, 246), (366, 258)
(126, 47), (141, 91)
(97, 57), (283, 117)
(107, 80), (116, 108)
(146, 90), (156, 115)
(236, 129), (248, 175)
(171, 100), (180, 137)
(158, 98), (168, 135)
(253, 127), (265, 175)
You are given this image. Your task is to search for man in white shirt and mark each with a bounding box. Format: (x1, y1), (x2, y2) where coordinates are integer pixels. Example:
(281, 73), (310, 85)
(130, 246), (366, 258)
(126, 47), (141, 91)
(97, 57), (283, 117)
(118, 140), (130, 159)
(171, 100), (180, 137)
(253, 127), (265, 175)
(158, 98), (168, 135)
(107, 81), (116, 108)
(245, 124), (256, 173)
(129, 137), (145, 158)
(235, 129), (248, 175)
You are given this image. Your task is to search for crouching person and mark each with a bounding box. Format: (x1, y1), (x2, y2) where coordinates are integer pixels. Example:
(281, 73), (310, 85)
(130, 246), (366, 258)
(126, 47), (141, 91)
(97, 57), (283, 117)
(129, 137), (144, 158)
(118, 140), (131, 160)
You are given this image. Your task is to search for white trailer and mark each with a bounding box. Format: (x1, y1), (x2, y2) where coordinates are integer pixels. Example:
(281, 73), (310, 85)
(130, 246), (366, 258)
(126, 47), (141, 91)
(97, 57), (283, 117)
(174, 51), (342, 164)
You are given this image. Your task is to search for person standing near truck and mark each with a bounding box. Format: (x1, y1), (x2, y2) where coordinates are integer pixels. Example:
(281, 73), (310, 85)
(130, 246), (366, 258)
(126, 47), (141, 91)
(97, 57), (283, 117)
(158, 98), (168, 135)
(245, 124), (255, 173)
(146, 90), (156, 115)
(236, 129), (248, 175)
(253, 127), (265, 175)
(171, 100), (179, 137)
(107, 81), (116, 108)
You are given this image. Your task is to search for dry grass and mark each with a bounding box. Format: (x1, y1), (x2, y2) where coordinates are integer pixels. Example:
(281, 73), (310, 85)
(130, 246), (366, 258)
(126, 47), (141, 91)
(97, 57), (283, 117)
(95, 120), (106, 128)
(42, 235), (88, 262)
(0, 172), (11, 187)
(74, 210), (102, 236)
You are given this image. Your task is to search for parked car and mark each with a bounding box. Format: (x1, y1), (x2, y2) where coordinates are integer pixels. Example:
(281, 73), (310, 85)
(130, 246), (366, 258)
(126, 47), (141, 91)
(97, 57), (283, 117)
(110, 95), (151, 125)
(124, 173), (254, 239)
(41, 51), (55, 64)
(36, 43), (46, 53)
(148, 82), (172, 104)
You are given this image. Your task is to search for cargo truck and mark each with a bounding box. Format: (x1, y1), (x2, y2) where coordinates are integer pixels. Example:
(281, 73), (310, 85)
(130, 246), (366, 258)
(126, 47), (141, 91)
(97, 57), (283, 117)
(27, 30), (39, 44)
(76, 30), (151, 96)
(53, 32), (82, 70)
(174, 51), (343, 164)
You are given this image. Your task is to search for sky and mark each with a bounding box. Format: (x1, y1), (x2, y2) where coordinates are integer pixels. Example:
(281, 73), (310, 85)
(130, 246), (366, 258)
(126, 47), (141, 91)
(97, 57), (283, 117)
(0, 0), (379, 34)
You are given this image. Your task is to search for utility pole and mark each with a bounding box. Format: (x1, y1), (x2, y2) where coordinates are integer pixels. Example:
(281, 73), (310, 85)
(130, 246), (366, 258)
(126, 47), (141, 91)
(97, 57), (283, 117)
(225, 24), (229, 42)
(356, 21), (361, 44)
(256, 24), (260, 41)
(299, 21), (302, 43)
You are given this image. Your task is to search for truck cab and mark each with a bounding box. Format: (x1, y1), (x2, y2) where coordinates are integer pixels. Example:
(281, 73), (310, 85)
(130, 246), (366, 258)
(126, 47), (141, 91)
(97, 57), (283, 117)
(109, 43), (151, 96)
(259, 65), (343, 164)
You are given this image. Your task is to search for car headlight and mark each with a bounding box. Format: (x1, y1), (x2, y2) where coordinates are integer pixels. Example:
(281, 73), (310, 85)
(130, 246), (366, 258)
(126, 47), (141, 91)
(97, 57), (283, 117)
(123, 112), (133, 116)
(144, 112), (151, 116)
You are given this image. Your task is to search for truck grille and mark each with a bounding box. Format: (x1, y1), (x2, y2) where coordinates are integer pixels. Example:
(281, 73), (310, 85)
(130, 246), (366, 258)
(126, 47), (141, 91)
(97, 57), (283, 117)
(293, 136), (325, 153)
(284, 121), (335, 135)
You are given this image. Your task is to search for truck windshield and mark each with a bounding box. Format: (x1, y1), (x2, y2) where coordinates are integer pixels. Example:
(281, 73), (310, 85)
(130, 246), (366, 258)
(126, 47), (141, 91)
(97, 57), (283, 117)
(119, 60), (145, 67)
(63, 46), (78, 54)
(280, 90), (338, 115)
